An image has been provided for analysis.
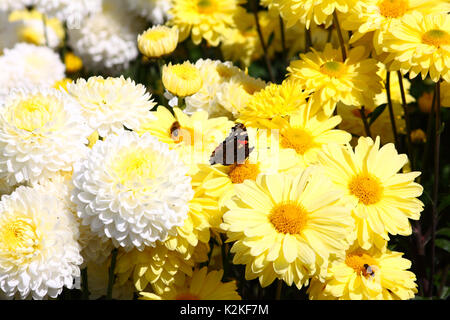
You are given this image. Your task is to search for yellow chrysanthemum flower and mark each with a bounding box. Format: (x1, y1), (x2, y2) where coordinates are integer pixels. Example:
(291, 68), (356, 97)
(308, 242), (418, 300)
(168, 0), (245, 46)
(287, 44), (383, 116)
(383, 12), (450, 82)
(140, 267), (241, 300)
(266, 111), (352, 167)
(238, 79), (310, 127)
(268, 0), (358, 28)
(138, 25), (179, 58)
(53, 78), (73, 92)
(64, 52), (83, 73)
(341, 0), (450, 55)
(162, 62), (203, 97)
(221, 168), (354, 289)
(137, 106), (234, 174)
(317, 136), (424, 249)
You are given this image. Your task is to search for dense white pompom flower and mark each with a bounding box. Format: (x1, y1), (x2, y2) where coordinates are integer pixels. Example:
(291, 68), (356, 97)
(0, 88), (89, 186)
(35, 0), (101, 24)
(67, 0), (145, 73)
(0, 185), (83, 300)
(0, 43), (65, 89)
(31, 173), (114, 267)
(126, 0), (171, 24)
(0, 0), (36, 12)
(67, 76), (156, 138)
(72, 131), (194, 252)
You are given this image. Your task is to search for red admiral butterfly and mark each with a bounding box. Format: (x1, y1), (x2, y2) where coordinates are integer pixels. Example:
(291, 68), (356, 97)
(209, 123), (254, 165)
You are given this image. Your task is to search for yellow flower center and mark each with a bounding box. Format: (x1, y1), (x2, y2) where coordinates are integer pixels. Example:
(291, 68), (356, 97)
(197, 0), (216, 14)
(281, 128), (316, 155)
(175, 292), (200, 300)
(172, 64), (201, 81)
(378, 0), (408, 18)
(18, 27), (42, 45)
(269, 202), (308, 235)
(345, 252), (379, 277)
(11, 96), (56, 132)
(65, 52), (83, 73)
(142, 30), (167, 41)
(112, 150), (157, 189)
(421, 29), (450, 47)
(320, 61), (346, 78)
(348, 174), (383, 205)
(0, 217), (39, 260)
(228, 161), (260, 184)
(170, 121), (195, 146)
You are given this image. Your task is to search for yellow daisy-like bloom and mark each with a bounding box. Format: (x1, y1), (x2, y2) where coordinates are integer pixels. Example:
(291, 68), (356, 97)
(168, 0), (245, 46)
(267, 111), (352, 167)
(341, 0), (450, 55)
(140, 267), (241, 300)
(162, 62), (203, 97)
(383, 12), (450, 82)
(221, 168), (354, 289)
(287, 44), (383, 116)
(269, 0), (358, 28)
(137, 25), (179, 58)
(137, 106), (234, 174)
(64, 52), (83, 73)
(317, 136), (424, 249)
(238, 79), (310, 127)
(53, 78), (73, 92)
(308, 242), (418, 300)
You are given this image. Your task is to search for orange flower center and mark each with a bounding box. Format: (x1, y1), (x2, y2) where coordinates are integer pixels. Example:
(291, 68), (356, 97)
(378, 0), (408, 18)
(320, 61), (346, 78)
(269, 203), (308, 235)
(421, 29), (450, 47)
(345, 252), (379, 277)
(228, 161), (260, 184)
(348, 174), (383, 205)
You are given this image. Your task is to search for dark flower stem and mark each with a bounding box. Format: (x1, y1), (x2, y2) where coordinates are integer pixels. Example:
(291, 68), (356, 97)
(275, 279), (283, 300)
(252, 1), (275, 82)
(333, 11), (347, 61)
(429, 79), (441, 298)
(385, 71), (399, 146)
(359, 106), (372, 138)
(81, 268), (90, 300)
(106, 248), (118, 300)
(397, 71), (414, 170)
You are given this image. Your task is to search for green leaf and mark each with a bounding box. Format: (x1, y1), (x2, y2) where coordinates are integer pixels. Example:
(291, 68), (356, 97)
(369, 104), (387, 125)
(435, 238), (450, 253)
(436, 228), (450, 238)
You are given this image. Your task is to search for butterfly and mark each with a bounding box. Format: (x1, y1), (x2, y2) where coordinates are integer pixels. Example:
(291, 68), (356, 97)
(209, 123), (254, 165)
(363, 264), (376, 278)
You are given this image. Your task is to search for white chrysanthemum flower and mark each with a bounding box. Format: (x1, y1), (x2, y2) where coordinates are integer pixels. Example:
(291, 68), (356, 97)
(0, 88), (89, 186)
(127, 0), (171, 25)
(35, 0), (101, 24)
(0, 43), (65, 89)
(67, 0), (145, 73)
(72, 131), (194, 252)
(31, 173), (114, 267)
(67, 76), (157, 138)
(0, 185), (82, 300)
(184, 59), (245, 118)
(85, 260), (134, 300)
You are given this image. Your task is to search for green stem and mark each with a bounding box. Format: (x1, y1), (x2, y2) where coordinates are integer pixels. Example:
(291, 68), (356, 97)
(252, 2), (275, 82)
(397, 71), (414, 170)
(275, 279), (283, 300)
(429, 79), (441, 298)
(42, 15), (49, 47)
(81, 267), (90, 300)
(359, 106), (372, 138)
(385, 71), (399, 146)
(106, 248), (118, 300)
(333, 11), (347, 61)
